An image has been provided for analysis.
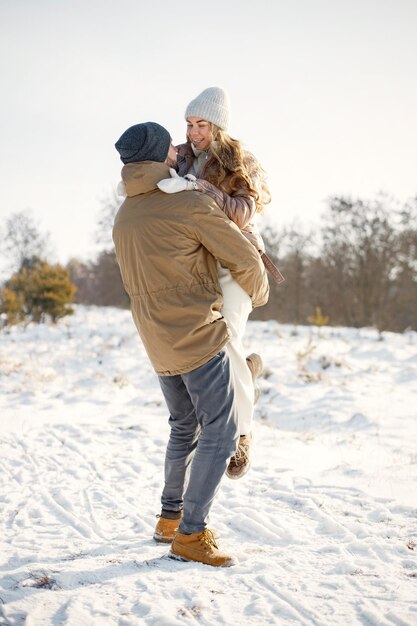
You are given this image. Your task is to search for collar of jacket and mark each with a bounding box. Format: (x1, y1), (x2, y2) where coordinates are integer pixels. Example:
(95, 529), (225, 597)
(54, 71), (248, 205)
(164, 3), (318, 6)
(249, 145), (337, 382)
(191, 145), (209, 158)
(191, 141), (218, 158)
(176, 142), (193, 159)
(176, 142), (194, 177)
(121, 161), (171, 197)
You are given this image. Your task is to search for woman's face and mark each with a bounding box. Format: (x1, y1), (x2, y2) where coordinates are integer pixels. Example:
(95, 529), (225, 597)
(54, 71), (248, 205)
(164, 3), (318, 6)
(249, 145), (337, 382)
(186, 116), (212, 150)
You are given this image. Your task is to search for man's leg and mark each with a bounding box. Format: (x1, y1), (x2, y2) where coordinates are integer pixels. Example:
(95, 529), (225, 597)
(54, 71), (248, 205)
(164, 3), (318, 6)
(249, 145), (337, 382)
(158, 374), (200, 516)
(179, 350), (238, 535)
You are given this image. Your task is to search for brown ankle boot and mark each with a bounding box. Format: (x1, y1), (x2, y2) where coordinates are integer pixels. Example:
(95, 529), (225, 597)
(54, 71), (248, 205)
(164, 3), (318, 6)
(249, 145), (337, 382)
(246, 353), (263, 403)
(153, 513), (182, 543)
(170, 529), (235, 567)
(246, 353), (263, 378)
(226, 433), (252, 479)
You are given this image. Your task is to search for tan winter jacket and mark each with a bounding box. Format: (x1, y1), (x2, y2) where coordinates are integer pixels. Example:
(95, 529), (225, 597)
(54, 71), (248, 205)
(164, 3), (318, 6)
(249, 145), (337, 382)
(112, 161), (269, 376)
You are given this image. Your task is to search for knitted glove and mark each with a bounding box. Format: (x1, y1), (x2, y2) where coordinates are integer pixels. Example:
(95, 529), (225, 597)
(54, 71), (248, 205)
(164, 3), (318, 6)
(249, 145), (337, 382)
(157, 168), (198, 193)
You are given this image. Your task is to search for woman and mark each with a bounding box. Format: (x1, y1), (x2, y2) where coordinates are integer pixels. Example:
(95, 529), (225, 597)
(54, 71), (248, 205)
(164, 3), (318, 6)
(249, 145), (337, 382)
(157, 86), (272, 480)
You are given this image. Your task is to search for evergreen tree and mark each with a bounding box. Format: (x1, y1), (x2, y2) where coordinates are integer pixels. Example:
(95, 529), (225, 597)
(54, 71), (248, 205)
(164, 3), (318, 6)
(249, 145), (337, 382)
(0, 257), (77, 324)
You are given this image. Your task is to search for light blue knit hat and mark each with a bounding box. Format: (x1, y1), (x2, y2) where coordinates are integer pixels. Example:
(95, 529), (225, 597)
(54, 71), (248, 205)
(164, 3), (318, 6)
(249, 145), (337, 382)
(185, 87), (230, 131)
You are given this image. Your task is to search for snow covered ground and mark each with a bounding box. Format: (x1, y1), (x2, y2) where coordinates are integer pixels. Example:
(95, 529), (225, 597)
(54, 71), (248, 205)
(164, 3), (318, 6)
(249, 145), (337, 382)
(1, 305), (416, 626)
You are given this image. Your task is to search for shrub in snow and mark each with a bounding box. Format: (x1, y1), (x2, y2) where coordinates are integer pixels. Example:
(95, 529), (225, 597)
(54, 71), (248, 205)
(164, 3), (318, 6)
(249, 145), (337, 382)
(0, 257), (77, 325)
(307, 306), (329, 328)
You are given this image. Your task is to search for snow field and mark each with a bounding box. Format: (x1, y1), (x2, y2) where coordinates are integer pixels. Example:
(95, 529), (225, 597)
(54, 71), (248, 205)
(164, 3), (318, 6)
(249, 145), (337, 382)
(0, 306), (416, 625)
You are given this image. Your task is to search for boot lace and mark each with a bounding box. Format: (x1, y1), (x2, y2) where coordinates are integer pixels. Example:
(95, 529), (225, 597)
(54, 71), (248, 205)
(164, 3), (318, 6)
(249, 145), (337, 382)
(199, 529), (218, 549)
(231, 438), (250, 466)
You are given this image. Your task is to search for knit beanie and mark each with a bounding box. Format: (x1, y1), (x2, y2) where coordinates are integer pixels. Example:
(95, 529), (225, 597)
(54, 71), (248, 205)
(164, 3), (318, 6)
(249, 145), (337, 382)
(115, 122), (171, 164)
(185, 87), (230, 131)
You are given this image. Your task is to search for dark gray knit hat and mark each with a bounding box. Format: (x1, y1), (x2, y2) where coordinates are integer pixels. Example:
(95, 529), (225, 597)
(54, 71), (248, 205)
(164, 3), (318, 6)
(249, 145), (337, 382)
(115, 122), (171, 164)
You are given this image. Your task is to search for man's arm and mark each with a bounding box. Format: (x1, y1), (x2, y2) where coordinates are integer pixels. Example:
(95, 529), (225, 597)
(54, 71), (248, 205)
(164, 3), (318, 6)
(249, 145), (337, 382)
(190, 201), (269, 309)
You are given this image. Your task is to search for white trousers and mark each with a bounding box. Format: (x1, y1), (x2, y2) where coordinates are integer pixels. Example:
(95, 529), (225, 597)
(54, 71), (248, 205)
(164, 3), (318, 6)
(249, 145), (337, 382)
(218, 263), (254, 436)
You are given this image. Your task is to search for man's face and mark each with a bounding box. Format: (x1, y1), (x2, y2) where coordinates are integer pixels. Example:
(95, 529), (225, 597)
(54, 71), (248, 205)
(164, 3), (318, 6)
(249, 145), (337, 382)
(165, 143), (178, 169)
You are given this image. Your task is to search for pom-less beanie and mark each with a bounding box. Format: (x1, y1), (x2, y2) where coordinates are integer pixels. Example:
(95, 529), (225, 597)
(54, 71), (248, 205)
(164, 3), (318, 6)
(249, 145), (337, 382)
(185, 87), (230, 131)
(115, 122), (171, 164)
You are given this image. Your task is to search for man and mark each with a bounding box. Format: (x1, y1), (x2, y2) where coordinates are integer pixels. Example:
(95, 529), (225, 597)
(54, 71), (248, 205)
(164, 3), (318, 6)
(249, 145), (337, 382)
(113, 122), (269, 567)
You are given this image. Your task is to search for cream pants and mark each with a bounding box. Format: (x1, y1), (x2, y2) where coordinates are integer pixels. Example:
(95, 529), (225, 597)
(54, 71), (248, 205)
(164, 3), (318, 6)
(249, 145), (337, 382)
(218, 263), (254, 436)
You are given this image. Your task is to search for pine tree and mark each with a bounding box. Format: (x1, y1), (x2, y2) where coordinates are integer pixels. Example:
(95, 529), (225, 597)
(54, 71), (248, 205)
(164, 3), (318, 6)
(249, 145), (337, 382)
(0, 258), (77, 324)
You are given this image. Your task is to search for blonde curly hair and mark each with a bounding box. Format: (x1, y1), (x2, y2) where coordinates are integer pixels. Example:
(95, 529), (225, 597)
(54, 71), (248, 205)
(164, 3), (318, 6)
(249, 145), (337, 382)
(196, 124), (271, 214)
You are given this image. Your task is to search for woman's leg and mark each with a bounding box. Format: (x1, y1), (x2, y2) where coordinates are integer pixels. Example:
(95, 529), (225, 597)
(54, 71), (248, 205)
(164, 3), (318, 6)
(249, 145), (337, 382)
(218, 266), (253, 436)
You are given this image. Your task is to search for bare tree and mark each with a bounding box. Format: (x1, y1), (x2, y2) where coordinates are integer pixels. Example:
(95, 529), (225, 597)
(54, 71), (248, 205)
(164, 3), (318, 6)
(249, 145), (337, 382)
(319, 194), (403, 330)
(0, 210), (52, 274)
(252, 196), (417, 332)
(251, 222), (314, 323)
(95, 191), (122, 250)
(390, 196), (417, 330)
(278, 224), (314, 325)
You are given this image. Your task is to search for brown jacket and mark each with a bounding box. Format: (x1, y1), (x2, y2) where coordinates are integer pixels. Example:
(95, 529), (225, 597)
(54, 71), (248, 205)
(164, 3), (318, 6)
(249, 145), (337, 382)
(112, 161), (269, 376)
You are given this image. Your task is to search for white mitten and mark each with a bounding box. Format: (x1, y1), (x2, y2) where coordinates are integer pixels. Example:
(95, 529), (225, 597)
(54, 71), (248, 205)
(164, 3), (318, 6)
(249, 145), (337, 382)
(157, 168), (198, 193)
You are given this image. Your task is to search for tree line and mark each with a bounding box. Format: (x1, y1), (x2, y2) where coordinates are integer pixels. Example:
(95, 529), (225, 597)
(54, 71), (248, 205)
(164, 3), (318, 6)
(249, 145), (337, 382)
(1, 193), (416, 332)
(258, 195), (417, 332)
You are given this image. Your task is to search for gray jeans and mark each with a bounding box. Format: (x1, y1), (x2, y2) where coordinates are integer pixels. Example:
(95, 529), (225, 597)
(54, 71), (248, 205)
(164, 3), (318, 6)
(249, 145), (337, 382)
(158, 350), (238, 534)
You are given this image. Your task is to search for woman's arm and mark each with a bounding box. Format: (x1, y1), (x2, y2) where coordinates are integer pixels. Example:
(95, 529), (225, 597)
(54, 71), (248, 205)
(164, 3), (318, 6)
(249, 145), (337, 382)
(195, 179), (257, 230)
(157, 166), (258, 230)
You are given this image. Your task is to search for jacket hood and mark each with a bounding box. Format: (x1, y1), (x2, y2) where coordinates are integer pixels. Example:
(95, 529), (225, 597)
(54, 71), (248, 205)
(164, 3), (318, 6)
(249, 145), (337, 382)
(121, 161), (171, 197)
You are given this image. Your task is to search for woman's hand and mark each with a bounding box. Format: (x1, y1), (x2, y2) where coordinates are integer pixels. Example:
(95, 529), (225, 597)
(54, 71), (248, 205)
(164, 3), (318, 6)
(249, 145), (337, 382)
(242, 229), (266, 253)
(157, 168), (198, 194)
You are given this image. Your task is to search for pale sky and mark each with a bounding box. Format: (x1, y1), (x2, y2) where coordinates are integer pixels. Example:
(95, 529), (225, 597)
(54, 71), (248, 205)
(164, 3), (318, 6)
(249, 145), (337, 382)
(1, 0), (416, 270)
